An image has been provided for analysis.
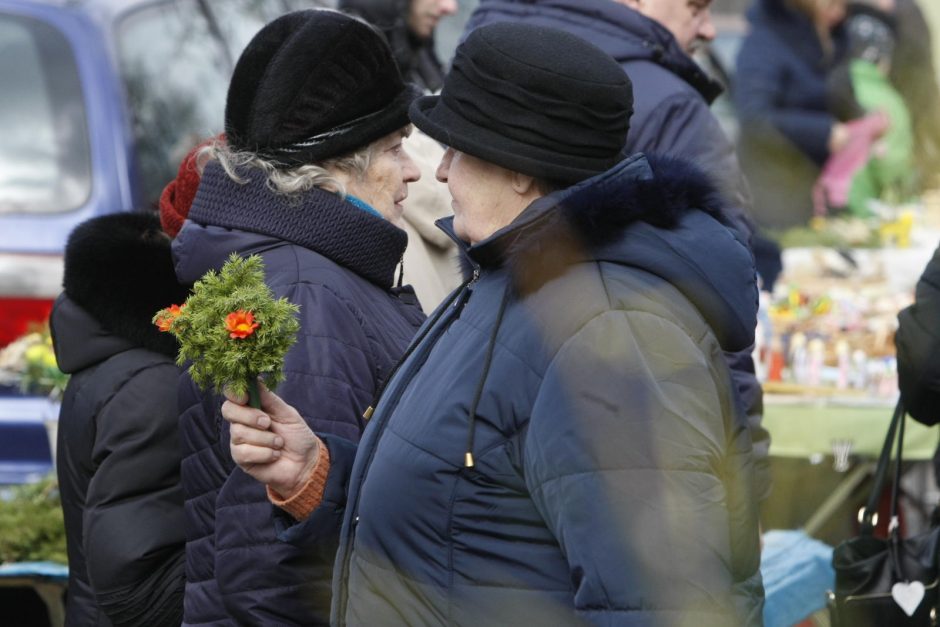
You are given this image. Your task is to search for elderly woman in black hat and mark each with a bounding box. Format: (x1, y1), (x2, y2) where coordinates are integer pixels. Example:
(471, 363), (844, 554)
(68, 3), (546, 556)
(223, 20), (764, 626)
(171, 10), (427, 626)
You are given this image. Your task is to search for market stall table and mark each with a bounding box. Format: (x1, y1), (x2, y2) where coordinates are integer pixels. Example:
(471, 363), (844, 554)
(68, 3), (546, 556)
(763, 394), (937, 537)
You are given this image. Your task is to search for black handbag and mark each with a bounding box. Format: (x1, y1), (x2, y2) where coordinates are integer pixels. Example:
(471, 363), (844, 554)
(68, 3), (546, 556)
(829, 401), (940, 627)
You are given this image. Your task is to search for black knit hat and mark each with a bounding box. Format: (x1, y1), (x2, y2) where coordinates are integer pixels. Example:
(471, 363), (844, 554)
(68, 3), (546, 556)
(225, 9), (421, 167)
(409, 22), (633, 184)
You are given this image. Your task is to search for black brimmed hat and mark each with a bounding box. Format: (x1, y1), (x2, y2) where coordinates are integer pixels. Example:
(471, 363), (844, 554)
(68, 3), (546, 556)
(409, 21), (633, 184)
(225, 10), (421, 168)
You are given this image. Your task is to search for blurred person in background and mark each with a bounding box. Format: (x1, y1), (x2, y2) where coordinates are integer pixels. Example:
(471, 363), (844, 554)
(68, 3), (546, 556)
(821, 0), (915, 217)
(891, 0), (940, 189)
(223, 21), (763, 626)
(396, 129), (461, 310)
(735, 0), (852, 230)
(456, 0), (774, 505)
(51, 212), (190, 626)
(170, 10), (426, 625)
(339, 0), (458, 92)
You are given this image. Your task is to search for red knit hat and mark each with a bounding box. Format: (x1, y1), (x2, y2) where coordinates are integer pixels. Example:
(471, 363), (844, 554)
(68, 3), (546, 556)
(159, 135), (222, 237)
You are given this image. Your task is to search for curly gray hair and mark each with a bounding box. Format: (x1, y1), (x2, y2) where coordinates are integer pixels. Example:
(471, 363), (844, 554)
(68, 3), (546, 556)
(197, 137), (376, 199)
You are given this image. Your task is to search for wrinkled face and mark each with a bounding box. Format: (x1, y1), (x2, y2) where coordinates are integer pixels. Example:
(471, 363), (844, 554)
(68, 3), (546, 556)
(344, 128), (420, 227)
(622, 0), (716, 54)
(436, 147), (524, 245)
(408, 0), (459, 40)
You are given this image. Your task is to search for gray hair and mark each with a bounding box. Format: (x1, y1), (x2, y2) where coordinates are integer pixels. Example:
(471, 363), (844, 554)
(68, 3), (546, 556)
(197, 138), (375, 199)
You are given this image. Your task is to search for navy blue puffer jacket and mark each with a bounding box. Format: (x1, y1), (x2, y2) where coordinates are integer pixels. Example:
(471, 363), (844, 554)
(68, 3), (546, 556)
(461, 0), (772, 502)
(284, 155), (765, 625)
(172, 163), (425, 626)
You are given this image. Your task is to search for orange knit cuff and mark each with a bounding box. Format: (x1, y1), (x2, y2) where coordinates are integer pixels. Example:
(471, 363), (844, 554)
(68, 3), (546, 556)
(267, 439), (330, 521)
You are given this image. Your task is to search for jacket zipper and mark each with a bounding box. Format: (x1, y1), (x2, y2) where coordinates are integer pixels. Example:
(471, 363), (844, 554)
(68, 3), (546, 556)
(337, 269), (481, 624)
(362, 266), (479, 421)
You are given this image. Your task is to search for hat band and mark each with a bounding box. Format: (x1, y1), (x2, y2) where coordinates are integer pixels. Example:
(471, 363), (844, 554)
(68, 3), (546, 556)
(267, 106), (391, 157)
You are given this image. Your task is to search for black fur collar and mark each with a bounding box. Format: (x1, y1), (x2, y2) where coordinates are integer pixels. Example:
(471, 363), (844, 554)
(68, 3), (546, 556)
(456, 153), (730, 292)
(62, 212), (191, 357)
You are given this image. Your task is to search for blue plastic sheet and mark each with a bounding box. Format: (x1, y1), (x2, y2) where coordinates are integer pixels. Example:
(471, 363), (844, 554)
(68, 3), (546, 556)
(0, 561), (68, 581)
(761, 529), (834, 627)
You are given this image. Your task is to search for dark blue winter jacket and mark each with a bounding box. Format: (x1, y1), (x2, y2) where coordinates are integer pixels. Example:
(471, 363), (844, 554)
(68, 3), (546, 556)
(735, 0), (843, 227)
(463, 0), (771, 501)
(282, 155), (765, 625)
(172, 162), (425, 626)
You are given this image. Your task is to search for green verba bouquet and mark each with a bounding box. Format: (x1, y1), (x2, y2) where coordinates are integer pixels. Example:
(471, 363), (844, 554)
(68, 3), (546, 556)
(154, 254), (299, 407)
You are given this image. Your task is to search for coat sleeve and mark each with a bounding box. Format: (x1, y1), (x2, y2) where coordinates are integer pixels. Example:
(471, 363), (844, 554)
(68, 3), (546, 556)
(734, 37), (834, 166)
(724, 347), (772, 502)
(523, 310), (761, 626)
(274, 434), (359, 546)
(897, 244), (940, 424)
(636, 93), (756, 242)
(83, 362), (185, 627)
(214, 283), (378, 626)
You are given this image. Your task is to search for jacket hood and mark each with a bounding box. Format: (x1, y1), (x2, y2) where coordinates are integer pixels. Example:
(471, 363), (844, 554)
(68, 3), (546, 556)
(52, 213), (188, 371)
(466, 0), (722, 103)
(51, 296), (136, 374)
(446, 154), (757, 352)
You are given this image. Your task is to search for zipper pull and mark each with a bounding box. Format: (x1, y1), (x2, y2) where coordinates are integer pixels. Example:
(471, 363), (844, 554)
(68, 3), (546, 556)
(453, 268), (480, 310)
(469, 267), (480, 287)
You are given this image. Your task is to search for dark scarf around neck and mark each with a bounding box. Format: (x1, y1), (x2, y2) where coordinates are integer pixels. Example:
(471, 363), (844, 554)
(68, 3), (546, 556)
(189, 162), (408, 288)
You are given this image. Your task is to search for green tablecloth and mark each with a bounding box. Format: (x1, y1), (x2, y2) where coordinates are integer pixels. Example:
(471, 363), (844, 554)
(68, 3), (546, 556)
(763, 398), (938, 460)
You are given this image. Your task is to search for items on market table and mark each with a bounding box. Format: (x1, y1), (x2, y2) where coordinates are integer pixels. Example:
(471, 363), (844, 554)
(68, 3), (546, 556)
(0, 327), (68, 398)
(754, 280), (910, 397)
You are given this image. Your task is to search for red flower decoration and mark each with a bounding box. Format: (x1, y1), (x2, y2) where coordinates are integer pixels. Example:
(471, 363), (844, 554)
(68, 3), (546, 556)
(155, 304), (184, 332)
(225, 310), (259, 339)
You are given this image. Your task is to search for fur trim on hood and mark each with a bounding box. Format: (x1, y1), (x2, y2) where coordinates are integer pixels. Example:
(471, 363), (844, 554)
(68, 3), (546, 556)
(63, 212), (191, 357)
(501, 153), (730, 293)
(450, 153), (756, 352)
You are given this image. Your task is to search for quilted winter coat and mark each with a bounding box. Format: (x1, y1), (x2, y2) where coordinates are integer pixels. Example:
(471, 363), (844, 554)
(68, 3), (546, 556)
(172, 162), (425, 625)
(464, 0), (771, 504)
(52, 212), (190, 626)
(283, 154), (765, 626)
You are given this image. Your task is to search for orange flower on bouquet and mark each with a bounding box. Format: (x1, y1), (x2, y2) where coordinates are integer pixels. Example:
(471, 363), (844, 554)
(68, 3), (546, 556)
(225, 310), (260, 339)
(155, 304), (184, 332)
(154, 254), (299, 407)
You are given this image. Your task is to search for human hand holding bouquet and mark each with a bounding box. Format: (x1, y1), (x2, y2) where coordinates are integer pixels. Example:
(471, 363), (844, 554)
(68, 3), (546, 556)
(153, 253), (299, 408)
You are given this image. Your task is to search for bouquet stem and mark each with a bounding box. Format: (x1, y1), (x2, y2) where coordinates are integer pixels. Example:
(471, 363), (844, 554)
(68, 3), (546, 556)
(247, 377), (261, 410)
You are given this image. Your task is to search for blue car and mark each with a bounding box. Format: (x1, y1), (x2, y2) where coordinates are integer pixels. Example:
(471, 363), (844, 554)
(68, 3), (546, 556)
(0, 0), (332, 484)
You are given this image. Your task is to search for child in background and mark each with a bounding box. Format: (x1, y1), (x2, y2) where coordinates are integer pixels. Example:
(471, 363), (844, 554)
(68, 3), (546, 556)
(817, 0), (915, 217)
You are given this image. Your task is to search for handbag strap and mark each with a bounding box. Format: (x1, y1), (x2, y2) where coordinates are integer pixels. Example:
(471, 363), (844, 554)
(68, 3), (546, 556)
(859, 400), (906, 535)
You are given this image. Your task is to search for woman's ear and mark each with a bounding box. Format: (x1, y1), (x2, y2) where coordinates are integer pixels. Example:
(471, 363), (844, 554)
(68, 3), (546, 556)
(510, 171), (537, 196)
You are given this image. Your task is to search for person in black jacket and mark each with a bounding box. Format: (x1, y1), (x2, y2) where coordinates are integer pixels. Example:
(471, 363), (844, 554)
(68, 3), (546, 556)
(50, 212), (190, 627)
(339, 0), (457, 92)
(896, 245), (940, 425)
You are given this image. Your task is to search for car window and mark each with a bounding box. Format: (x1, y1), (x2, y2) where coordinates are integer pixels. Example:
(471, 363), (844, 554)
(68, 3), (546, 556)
(116, 0), (335, 209)
(0, 14), (91, 215)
